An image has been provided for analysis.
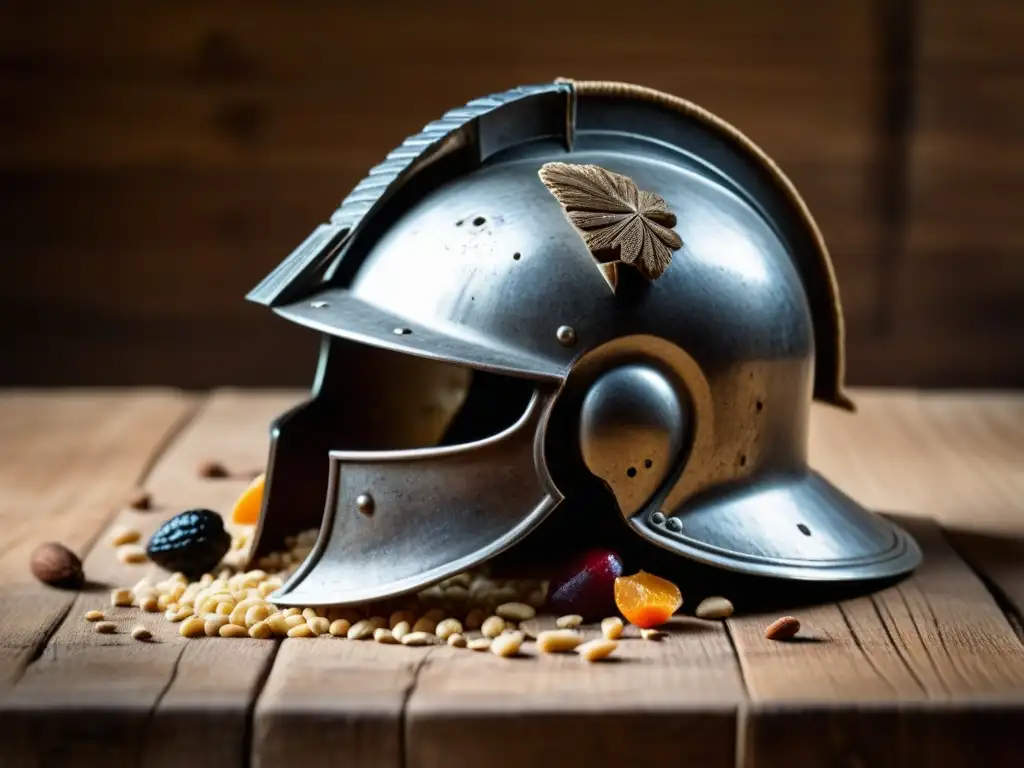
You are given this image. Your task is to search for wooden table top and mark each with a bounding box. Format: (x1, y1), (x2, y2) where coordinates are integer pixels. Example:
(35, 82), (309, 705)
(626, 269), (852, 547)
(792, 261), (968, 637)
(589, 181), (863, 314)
(0, 388), (1022, 768)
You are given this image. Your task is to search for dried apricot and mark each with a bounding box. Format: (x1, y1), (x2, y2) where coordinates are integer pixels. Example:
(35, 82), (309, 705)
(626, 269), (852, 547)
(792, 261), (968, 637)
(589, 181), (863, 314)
(230, 473), (265, 526)
(613, 570), (682, 628)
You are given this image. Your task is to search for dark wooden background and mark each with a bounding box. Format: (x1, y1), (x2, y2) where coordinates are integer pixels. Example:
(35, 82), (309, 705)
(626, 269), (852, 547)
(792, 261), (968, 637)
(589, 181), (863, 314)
(1, 1), (1022, 389)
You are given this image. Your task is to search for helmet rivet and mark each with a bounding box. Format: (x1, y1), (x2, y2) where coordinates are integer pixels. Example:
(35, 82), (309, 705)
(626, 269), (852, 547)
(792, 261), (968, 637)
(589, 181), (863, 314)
(651, 512), (666, 525)
(356, 493), (375, 516)
(666, 517), (683, 533)
(555, 325), (577, 346)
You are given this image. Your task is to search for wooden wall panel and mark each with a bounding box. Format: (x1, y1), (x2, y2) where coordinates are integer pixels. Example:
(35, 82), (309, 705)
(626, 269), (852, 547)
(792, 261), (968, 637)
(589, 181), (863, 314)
(887, 0), (1024, 387)
(0, 1), (924, 387)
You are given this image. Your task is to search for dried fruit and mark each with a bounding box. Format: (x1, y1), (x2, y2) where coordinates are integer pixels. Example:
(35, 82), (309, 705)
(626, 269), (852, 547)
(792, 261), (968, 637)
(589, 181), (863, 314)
(29, 542), (84, 589)
(613, 570), (682, 629)
(230, 473), (265, 526)
(145, 509), (231, 579)
(696, 596), (734, 620)
(547, 548), (623, 620)
(765, 616), (801, 641)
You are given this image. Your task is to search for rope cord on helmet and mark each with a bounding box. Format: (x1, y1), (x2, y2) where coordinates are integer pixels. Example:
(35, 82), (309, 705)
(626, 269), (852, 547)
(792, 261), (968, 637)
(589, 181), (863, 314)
(555, 77), (852, 411)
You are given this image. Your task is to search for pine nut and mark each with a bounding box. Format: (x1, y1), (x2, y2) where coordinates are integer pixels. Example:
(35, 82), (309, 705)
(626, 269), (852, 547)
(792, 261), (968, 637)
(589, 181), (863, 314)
(578, 638), (618, 662)
(412, 617), (438, 635)
(347, 620), (375, 640)
(200, 573), (215, 587)
(215, 602), (234, 616)
(308, 617), (330, 636)
(464, 609), (486, 631)
(328, 619), (351, 637)
(220, 623), (249, 638)
(268, 614), (291, 636)
(117, 544), (148, 564)
(447, 633), (467, 648)
(444, 585), (469, 602)
(257, 581), (279, 598)
(85, 610), (104, 622)
(111, 588), (133, 607)
(302, 608), (319, 621)
(389, 610), (416, 629)
(284, 614), (306, 629)
(481, 616), (505, 638)
(601, 617), (624, 640)
(110, 526), (141, 547)
(249, 621), (273, 639)
(556, 614), (583, 629)
(490, 631), (524, 658)
(391, 621), (411, 640)
(537, 630), (583, 654)
(229, 599), (262, 626)
(282, 607), (302, 617)
(130, 625), (152, 641)
(245, 604), (272, 628)
(139, 595), (160, 613)
(526, 589), (548, 608)
(496, 602), (535, 622)
(400, 631), (435, 646)
(374, 628), (397, 644)
(170, 572), (188, 584)
(468, 638), (492, 652)
(764, 616), (801, 641)
(205, 615), (229, 637)
(287, 624), (314, 638)
(165, 606), (191, 623)
(157, 594), (173, 611)
(696, 597), (734, 620)
(95, 621), (117, 634)
(180, 616), (205, 638)
(640, 628), (665, 641)
(435, 618), (463, 640)
(369, 615), (387, 630)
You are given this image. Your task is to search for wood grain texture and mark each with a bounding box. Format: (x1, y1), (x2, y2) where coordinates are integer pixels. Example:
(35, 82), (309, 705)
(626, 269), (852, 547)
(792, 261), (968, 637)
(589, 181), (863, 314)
(893, 0), (1024, 387)
(0, 0), (887, 387)
(0, 391), (300, 768)
(407, 620), (742, 768)
(0, 390), (194, 689)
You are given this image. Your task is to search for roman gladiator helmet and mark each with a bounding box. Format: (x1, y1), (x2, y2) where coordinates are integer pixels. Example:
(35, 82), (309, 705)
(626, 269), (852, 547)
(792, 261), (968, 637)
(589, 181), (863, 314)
(246, 79), (922, 607)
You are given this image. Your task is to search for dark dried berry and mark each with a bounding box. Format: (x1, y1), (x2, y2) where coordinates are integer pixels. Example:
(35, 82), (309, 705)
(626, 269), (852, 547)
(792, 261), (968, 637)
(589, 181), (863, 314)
(146, 509), (231, 578)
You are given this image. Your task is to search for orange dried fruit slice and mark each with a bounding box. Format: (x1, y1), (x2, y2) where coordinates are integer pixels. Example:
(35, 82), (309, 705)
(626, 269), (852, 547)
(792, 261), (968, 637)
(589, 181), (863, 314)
(230, 472), (265, 526)
(613, 570), (683, 629)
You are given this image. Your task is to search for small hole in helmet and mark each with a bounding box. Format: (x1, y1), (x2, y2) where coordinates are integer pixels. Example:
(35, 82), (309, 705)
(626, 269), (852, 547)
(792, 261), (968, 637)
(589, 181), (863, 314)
(644, 459), (653, 469)
(513, 252), (521, 261)
(473, 216), (486, 226)
(797, 523), (811, 536)
(756, 400), (764, 412)
(626, 467), (637, 478)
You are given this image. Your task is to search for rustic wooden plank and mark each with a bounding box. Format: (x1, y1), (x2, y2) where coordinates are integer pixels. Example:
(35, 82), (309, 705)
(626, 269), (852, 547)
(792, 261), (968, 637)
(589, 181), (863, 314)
(809, 391), (1024, 535)
(733, 389), (1024, 767)
(0, 390), (195, 688)
(406, 621), (742, 768)
(1, 391), (302, 768)
(893, 0), (1024, 388)
(253, 641), (421, 768)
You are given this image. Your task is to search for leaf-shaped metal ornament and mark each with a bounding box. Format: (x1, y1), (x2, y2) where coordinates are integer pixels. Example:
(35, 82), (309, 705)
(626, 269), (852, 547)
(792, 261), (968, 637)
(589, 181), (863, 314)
(538, 162), (683, 291)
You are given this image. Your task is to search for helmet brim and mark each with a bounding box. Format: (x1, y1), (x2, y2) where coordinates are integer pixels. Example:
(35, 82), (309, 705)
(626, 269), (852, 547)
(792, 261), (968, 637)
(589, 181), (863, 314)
(633, 471), (921, 582)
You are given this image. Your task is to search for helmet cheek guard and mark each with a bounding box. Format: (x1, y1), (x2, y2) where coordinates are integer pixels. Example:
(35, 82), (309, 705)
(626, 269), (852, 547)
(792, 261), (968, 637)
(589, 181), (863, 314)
(246, 79), (921, 608)
(578, 363), (688, 520)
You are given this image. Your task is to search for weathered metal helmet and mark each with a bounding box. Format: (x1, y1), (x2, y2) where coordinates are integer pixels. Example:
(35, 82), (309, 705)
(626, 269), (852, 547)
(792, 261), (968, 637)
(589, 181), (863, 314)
(247, 79), (921, 607)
